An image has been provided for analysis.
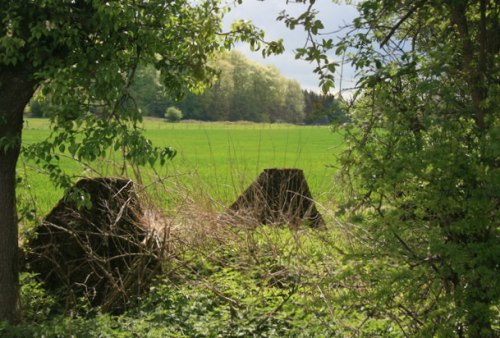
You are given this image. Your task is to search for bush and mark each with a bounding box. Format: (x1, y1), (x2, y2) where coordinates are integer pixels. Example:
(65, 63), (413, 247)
(164, 106), (183, 122)
(19, 273), (56, 322)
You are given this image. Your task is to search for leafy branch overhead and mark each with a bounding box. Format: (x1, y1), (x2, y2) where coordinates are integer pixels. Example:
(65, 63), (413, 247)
(1, 0), (285, 188)
(277, 0), (336, 94)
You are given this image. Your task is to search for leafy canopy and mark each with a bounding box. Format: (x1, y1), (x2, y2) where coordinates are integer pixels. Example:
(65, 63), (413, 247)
(1, 0), (283, 187)
(282, 0), (499, 336)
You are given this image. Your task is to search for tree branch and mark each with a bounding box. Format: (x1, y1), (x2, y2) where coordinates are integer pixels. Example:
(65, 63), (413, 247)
(380, 0), (427, 48)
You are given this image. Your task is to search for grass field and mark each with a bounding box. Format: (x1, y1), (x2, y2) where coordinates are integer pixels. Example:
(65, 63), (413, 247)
(20, 118), (344, 218)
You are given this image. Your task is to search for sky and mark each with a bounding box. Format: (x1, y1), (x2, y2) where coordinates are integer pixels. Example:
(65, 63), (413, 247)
(222, 0), (359, 94)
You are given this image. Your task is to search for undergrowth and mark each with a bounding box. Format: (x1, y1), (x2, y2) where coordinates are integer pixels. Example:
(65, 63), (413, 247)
(3, 210), (406, 337)
(3, 224), (348, 337)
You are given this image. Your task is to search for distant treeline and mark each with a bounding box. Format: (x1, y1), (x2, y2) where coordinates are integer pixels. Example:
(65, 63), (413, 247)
(28, 51), (344, 125)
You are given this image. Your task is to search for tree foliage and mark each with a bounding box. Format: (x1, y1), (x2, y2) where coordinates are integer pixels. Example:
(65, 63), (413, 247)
(130, 51), (311, 123)
(303, 90), (346, 125)
(28, 50), (341, 124)
(196, 51), (304, 123)
(283, 0), (499, 336)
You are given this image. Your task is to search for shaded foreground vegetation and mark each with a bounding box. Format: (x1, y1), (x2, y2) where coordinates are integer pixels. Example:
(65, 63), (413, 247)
(7, 223), (367, 337)
(9, 161), (399, 338)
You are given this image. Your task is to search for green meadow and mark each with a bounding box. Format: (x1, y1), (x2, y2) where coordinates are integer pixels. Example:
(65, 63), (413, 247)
(20, 118), (344, 216)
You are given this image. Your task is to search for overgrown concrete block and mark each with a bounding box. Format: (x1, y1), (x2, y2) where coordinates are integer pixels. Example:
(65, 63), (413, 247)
(227, 168), (324, 227)
(25, 177), (161, 313)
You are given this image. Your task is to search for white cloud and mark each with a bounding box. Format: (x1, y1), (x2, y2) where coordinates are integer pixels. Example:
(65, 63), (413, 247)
(223, 0), (359, 95)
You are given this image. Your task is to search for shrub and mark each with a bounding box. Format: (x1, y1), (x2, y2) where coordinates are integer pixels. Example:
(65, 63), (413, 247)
(164, 106), (183, 122)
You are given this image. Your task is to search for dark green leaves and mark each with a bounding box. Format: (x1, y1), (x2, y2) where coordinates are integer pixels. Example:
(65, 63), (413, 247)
(279, 0), (500, 335)
(7, 0), (286, 192)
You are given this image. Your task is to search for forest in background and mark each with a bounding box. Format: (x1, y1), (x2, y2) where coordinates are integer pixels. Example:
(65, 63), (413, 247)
(27, 51), (344, 125)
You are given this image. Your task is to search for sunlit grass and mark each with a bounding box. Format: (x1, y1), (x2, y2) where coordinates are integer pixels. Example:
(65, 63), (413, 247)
(19, 118), (344, 218)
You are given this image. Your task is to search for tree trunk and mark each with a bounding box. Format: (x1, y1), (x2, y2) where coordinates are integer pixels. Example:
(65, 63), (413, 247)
(446, 3), (496, 336)
(0, 67), (36, 324)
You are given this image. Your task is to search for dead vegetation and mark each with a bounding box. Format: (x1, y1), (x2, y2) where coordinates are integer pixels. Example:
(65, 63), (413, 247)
(24, 178), (163, 313)
(23, 169), (326, 313)
(224, 168), (325, 228)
